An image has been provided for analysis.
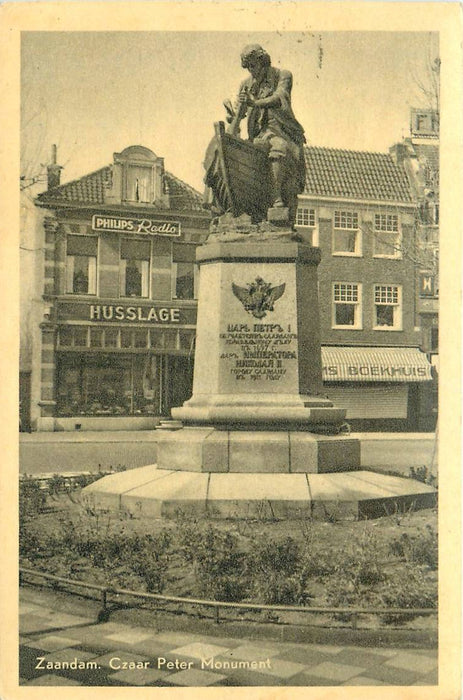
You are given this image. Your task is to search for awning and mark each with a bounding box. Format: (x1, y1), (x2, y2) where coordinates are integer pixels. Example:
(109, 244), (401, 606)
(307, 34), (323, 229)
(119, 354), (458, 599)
(322, 346), (433, 383)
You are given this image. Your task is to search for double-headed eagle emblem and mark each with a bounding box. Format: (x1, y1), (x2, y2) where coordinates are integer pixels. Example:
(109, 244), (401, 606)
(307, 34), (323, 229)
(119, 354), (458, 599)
(232, 276), (286, 319)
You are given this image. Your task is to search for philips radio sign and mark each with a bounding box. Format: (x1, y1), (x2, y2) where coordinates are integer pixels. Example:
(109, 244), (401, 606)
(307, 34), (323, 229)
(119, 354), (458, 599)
(92, 215), (181, 236)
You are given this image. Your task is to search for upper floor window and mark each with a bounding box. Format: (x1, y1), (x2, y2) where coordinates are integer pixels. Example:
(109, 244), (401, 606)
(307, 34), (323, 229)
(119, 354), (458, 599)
(333, 210), (361, 255)
(332, 282), (362, 329)
(120, 238), (150, 298)
(296, 208), (316, 227)
(373, 213), (401, 258)
(126, 165), (152, 203)
(66, 235), (97, 295)
(172, 244), (198, 300)
(374, 285), (402, 330)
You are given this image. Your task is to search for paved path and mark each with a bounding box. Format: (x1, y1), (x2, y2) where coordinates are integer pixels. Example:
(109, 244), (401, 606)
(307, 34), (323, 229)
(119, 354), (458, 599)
(19, 588), (437, 687)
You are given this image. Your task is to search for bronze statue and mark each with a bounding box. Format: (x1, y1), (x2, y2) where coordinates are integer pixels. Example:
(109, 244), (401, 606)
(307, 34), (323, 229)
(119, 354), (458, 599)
(204, 44), (306, 228)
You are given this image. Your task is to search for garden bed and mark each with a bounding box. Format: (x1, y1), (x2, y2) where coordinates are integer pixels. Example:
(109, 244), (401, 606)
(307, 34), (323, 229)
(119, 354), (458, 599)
(19, 474), (437, 631)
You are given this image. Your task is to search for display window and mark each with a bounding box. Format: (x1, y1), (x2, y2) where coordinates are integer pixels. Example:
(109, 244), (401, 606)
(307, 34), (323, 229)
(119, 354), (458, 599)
(56, 353), (193, 417)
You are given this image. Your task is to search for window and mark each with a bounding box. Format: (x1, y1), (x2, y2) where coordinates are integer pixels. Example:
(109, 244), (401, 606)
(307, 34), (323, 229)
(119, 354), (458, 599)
(332, 283), (362, 329)
(56, 353), (193, 417)
(373, 214), (401, 258)
(172, 243), (198, 300)
(173, 262), (197, 299)
(66, 235), (97, 294)
(120, 238), (150, 298)
(333, 211), (360, 255)
(374, 285), (402, 330)
(126, 165), (152, 203)
(296, 208), (316, 227)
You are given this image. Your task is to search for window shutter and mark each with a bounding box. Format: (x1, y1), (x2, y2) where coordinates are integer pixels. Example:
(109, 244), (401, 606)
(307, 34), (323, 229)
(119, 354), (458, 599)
(67, 235), (98, 256)
(121, 239), (151, 260)
(173, 243), (196, 263)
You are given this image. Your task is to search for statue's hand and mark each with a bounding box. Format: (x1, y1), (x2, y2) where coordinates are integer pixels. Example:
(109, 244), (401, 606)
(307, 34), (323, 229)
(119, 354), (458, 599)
(238, 89), (249, 104)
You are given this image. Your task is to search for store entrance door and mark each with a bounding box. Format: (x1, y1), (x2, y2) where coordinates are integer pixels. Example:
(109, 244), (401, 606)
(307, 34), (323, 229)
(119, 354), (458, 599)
(165, 356), (194, 415)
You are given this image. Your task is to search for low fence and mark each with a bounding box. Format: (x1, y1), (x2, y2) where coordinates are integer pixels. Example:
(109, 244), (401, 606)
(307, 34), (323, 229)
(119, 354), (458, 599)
(19, 567), (437, 631)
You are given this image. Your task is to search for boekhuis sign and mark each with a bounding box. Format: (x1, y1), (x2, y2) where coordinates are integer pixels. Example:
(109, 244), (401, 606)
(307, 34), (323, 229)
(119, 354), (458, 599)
(92, 215), (181, 236)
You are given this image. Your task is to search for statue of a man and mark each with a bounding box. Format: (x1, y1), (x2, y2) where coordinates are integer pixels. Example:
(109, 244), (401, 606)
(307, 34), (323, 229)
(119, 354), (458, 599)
(235, 44), (306, 225)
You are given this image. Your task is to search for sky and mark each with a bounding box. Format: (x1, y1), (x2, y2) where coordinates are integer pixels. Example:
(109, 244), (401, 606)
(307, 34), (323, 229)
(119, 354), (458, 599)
(21, 31), (439, 194)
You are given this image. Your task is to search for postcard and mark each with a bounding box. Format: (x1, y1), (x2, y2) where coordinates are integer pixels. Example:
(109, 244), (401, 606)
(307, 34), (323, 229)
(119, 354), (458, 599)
(0, 1), (461, 698)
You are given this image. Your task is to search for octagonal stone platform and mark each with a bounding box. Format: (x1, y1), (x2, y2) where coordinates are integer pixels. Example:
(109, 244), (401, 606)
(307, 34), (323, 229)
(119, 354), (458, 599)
(81, 463), (437, 521)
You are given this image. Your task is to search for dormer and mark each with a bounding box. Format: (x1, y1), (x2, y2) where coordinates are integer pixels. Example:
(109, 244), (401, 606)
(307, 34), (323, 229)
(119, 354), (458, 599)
(105, 145), (170, 208)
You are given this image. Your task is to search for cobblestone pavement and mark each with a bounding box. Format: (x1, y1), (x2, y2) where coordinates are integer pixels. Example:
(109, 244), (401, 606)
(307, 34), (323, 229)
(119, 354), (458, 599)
(19, 589), (438, 687)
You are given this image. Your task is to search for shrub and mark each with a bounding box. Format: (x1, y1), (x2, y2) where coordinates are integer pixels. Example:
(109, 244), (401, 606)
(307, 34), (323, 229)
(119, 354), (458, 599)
(173, 515), (250, 601)
(19, 476), (47, 517)
(247, 535), (312, 605)
(379, 565), (437, 624)
(389, 525), (438, 570)
(249, 535), (301, 575)
(409, 465), (437, 488)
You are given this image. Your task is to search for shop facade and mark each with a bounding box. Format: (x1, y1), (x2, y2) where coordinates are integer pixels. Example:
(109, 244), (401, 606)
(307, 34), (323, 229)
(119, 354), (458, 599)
(32, 145), (210, 430)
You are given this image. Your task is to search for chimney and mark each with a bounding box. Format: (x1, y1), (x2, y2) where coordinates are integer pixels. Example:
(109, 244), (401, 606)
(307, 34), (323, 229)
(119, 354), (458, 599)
(389, 142), (412, 167)
(47, 144), (63, 190)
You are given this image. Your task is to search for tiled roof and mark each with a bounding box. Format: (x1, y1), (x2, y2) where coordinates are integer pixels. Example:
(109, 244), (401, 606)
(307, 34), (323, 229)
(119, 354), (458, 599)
(37, 166), (205, 211)
(163, 172), (204, 211)
(303, 146), (413, 203)
(37, 166), (112, 205)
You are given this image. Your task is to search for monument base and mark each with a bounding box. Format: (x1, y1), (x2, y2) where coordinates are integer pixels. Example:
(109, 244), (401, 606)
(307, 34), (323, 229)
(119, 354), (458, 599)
(154, 426), (360, 473)
(81, 464), (437, 521)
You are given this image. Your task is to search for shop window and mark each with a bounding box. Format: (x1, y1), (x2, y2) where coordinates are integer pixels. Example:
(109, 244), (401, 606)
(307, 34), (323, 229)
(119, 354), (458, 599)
(333, 210), (361, 255)
(58, 327), (73, 347)
(373, 214), (401, 258)
(134, 329), (148, 348)
(120, 238), (150, 298)
(66, 235), (98, 294)
(296, 208), (316, 227)
(374, 285), (402, 330)
(430, 327), (438, 352)
(121, 329), (133, 348)
(150, 329), (165, 350)
(332, 283), (362, 329)
(74, 327), (89, 347)
(104, 328), (119, 348)
(56, 354), (169, 417)
(90, 328), (103, 347)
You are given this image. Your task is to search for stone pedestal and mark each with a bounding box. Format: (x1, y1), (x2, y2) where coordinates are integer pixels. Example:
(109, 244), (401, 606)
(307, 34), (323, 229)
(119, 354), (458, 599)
(172, 239), (344, 431)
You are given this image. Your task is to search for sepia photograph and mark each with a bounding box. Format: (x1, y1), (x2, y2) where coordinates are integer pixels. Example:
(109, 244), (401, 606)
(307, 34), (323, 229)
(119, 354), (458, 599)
(0, 2), (461, 697)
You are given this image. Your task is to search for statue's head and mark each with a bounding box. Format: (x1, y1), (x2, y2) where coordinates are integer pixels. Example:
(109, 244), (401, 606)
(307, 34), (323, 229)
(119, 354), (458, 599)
(240, 44), (271, 75)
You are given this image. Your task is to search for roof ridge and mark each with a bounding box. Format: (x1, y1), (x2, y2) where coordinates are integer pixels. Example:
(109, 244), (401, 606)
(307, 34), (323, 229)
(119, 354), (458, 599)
(305, 145), (395, 159)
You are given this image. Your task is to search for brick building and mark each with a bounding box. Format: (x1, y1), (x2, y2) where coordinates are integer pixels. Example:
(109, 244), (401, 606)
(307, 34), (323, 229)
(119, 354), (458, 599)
(295, 145), (434, 431)
(29, 145), (210, 431)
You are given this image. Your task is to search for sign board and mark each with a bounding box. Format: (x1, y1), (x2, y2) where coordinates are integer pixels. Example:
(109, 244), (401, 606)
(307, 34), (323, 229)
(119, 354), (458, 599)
(57, 301), (197, 326)
(92, 215), (181, 236)
(419, 273), (436, 297)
